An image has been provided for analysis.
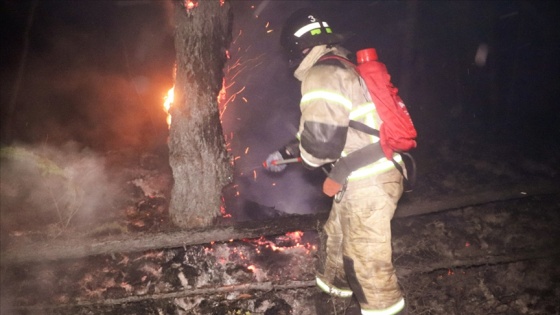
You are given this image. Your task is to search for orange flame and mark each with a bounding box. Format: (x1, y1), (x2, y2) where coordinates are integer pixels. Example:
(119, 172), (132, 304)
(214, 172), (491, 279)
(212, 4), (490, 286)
(163, 87), (174, 128)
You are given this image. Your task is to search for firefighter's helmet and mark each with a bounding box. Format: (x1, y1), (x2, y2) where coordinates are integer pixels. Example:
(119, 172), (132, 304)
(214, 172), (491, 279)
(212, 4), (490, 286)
(280, 8), (345, 66)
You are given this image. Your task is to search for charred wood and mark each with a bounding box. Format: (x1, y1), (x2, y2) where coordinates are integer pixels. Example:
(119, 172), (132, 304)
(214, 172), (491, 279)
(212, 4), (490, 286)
(9, 280), (316, 311)
(2, 213), (328, 264)
(3, 189), (559, 264)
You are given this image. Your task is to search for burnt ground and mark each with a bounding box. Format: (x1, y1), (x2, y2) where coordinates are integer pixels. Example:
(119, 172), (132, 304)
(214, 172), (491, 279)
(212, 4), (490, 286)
(1, 194), (560, 315)
(1, 120), (560, 315)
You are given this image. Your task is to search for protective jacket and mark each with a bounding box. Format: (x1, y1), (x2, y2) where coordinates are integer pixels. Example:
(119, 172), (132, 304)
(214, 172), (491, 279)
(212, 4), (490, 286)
(295, 45), (405, 314)
(294, 45), (403, 186)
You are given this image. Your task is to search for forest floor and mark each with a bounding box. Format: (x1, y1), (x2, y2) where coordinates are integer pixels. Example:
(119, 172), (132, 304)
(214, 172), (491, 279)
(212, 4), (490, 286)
(1, 120), (559, 315)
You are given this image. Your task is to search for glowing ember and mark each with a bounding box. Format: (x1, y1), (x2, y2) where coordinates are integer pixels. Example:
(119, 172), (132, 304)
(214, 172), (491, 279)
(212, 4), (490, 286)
(184, 0), (198, 12)
(249, 231), (315, 254)
(220, 199), (232, 218)
(219, 85), (246, 119)
(163, 87), (174, 128)
(286, 231), (304, 243)
(218, 78), (227, 106)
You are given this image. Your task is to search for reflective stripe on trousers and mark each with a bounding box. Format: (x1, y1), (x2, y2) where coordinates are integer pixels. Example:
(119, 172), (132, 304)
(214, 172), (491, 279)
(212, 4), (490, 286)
(361, 298), (405, 315)
(321, 168), (404, 311)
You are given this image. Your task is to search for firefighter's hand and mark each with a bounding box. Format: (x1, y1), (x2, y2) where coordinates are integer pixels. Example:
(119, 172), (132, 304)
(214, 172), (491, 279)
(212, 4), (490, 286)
(264, 151), (287, 172)
(323, 177), (342, 197)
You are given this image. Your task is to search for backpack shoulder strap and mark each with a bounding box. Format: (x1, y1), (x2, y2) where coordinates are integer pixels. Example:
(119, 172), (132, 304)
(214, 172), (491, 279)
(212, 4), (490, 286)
(318, 54), (356, 69)
(348, 119), (379, 137)
(348, 119), (416, 192)
(320, 56), (417, 192)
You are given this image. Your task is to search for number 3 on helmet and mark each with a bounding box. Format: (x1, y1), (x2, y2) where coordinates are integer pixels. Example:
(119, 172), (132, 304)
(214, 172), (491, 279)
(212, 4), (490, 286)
(280, 8), (346, 67)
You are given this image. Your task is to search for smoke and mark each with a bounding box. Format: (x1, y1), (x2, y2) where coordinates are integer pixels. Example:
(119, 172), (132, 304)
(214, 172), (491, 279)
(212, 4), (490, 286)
(0, 142), (120, 237)
(0, 141), (115, 312)
(219, 1), (334, 218)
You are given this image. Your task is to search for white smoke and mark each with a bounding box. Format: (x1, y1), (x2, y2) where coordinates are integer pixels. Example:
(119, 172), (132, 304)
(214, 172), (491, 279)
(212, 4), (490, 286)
(0, 142), (120, 238)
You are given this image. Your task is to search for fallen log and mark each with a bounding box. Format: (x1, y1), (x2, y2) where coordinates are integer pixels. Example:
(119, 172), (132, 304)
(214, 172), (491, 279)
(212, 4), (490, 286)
(395, 180), (560, 218)
(1, 212), (328, 264)
(9, 280), (317, 311)
(397, 250), (560, 277)
(2, 184), (558, 264)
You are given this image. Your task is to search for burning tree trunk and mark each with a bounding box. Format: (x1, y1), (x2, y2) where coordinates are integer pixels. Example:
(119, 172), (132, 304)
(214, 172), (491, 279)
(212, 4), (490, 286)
(168, 0), (233, 229)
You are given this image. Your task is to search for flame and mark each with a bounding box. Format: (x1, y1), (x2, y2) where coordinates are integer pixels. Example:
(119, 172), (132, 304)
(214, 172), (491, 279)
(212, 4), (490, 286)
(163, 87), (174, 128)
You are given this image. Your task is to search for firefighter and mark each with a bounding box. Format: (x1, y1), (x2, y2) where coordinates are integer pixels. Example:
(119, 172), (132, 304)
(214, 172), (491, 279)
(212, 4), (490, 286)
(265, 8), (406, 315)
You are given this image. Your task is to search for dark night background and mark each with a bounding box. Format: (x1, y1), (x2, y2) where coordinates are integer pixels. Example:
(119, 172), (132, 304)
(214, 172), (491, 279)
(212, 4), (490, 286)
(1, 0), (559, 218)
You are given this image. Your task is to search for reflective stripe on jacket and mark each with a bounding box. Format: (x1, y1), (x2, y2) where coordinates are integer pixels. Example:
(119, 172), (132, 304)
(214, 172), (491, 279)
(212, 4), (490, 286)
(294, 45), (399, 180)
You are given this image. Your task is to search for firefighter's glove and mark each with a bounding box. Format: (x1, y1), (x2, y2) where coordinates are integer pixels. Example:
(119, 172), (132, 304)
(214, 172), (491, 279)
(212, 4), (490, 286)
(323, 177), (342, 197)
(264, 151), (287, 172)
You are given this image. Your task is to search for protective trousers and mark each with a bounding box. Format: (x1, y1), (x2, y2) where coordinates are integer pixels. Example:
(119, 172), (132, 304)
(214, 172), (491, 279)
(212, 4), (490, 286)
(317, 169), (404, 314)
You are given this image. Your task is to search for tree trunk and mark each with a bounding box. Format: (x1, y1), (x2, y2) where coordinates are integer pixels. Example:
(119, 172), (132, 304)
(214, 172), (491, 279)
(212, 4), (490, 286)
(168, 0), (233, 228)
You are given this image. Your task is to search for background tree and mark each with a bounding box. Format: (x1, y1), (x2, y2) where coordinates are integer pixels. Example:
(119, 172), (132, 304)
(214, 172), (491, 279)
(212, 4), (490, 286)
(168, 0), (233, 229)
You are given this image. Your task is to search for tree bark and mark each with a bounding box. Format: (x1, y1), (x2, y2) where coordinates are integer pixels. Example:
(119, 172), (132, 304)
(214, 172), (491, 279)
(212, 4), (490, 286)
(168, 0), (233, 229)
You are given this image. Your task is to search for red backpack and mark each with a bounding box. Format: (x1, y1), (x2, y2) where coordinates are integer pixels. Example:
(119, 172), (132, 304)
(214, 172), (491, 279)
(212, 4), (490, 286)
(355, 48), (417, 159)
(319, 49), (417, 190)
